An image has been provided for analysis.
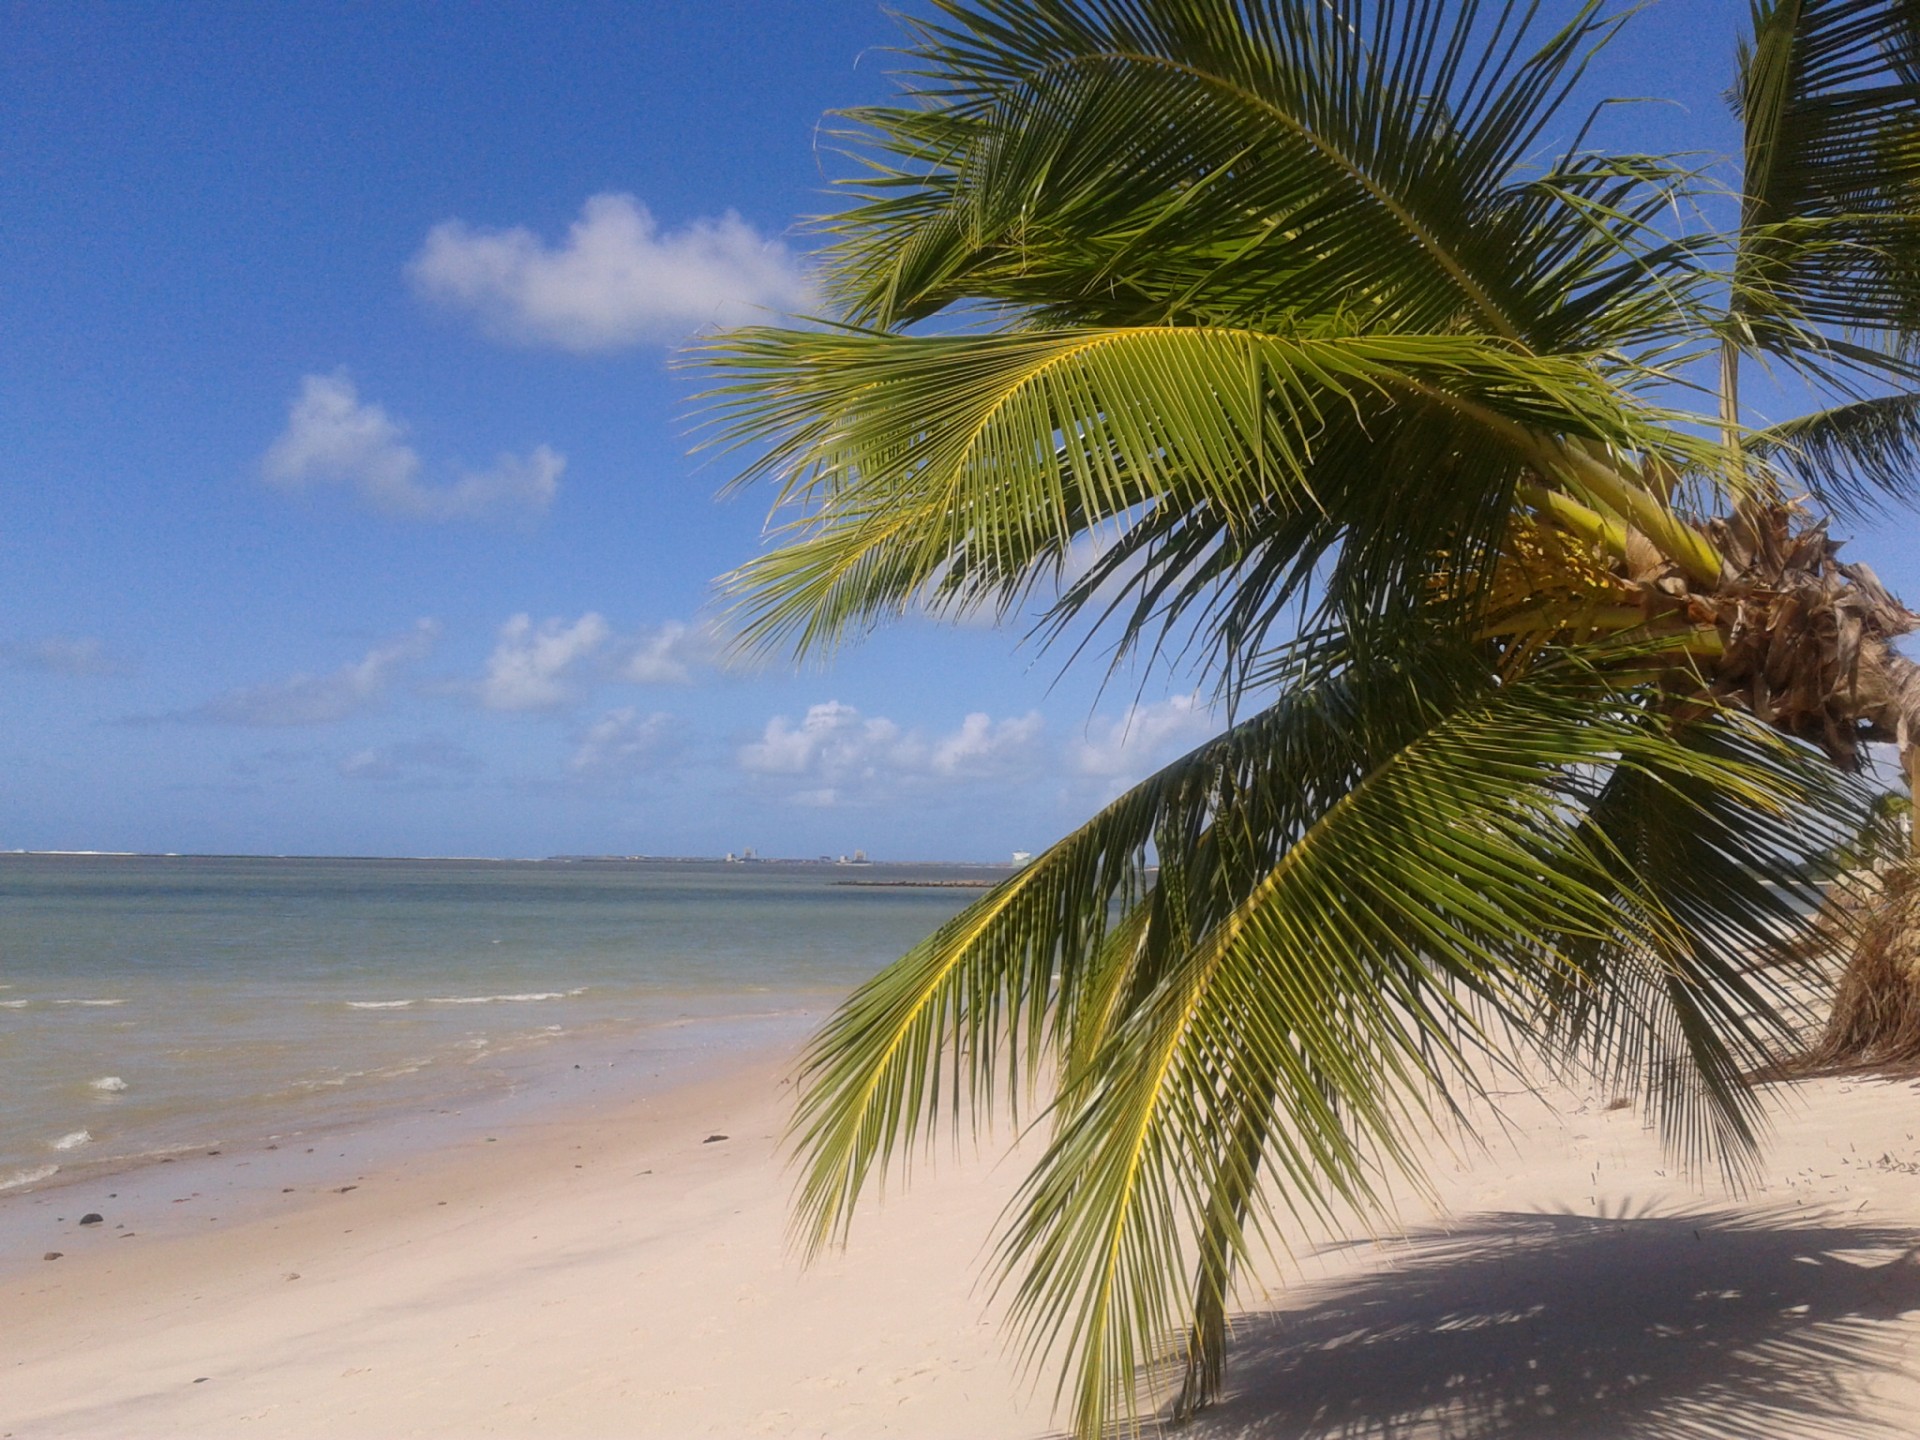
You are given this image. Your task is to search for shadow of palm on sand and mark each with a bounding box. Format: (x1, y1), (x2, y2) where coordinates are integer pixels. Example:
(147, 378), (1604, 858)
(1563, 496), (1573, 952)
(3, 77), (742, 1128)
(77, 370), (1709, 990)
(1126, 1205), (1920, 1440)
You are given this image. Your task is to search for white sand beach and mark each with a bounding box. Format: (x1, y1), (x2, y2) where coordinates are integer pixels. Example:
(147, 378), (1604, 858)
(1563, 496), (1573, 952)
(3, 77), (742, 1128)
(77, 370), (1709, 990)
(8, 1050), (1920, 1439)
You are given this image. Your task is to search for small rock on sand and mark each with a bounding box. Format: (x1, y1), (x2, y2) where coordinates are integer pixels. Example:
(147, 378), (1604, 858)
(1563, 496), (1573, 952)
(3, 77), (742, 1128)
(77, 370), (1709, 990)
(79, 1213), (103, 1225)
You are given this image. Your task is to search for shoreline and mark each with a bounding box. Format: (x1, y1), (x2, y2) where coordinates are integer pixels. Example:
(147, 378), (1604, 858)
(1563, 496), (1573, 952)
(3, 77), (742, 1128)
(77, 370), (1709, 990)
(12, 1041), (1920, 1437)
(1, 1029), (1048, 1439)
(0, 853), (998, 1196)
(0, 1007), (828, 1271)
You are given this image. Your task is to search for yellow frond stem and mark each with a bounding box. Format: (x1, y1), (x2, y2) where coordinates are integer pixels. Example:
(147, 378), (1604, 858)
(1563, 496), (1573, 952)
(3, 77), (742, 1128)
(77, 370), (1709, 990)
(1520, 483), (1628, 556)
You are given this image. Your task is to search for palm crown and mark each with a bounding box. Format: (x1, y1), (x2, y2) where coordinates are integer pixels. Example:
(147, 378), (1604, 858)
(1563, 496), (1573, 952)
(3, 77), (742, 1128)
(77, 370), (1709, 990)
(703, 2), (1920, 1433)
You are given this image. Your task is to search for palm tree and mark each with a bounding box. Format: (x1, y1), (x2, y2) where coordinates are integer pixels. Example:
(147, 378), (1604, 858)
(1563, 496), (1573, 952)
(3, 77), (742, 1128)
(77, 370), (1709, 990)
(703, 2), (1920, 1432)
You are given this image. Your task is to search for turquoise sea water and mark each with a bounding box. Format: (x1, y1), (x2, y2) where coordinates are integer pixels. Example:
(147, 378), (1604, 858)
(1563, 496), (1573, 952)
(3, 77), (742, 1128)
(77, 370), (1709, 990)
(0, 854), (991, 1192)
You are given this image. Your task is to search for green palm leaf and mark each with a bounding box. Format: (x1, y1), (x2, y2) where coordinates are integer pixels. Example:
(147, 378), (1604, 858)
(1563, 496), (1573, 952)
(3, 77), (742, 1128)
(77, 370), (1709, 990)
(700, 4), (1920, 1433)
(824, 0), (1707, 360)
(1751, 391), (1920, 515)
(705, 322), (1707, 662)
(791, 634), (1861, 1436)
(1731, 0), (1920, 372)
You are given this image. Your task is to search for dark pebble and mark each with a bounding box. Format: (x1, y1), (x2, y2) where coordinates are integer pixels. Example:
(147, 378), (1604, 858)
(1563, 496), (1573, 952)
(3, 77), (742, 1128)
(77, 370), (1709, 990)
(79, 1213), (103, 1226)
(43, 1252), (62, 1261)
(703, 1134), (729, 1144)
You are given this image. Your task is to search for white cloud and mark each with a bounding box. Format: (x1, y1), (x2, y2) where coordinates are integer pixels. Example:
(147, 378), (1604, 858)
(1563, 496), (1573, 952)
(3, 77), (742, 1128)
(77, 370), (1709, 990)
(479, 612), (611, 712)
(741, 701), (897, 777)
(339, 736), (482, 782)
(570, 708), (675, 776)
(616, 620), (717, 686)
(0, 636), (122, 676)
(408, 192), (814, 351)
(930, 710), (1047, 777)
(740, 701), (1045, 805)
(1070, 694), (1216, 784)
(262, 373), (562, 521)
(188, 620), (441, 727)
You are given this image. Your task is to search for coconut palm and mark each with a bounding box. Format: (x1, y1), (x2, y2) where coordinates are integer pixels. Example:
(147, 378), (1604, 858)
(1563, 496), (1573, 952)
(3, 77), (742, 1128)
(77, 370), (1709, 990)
(703, 1), (1920, 1432)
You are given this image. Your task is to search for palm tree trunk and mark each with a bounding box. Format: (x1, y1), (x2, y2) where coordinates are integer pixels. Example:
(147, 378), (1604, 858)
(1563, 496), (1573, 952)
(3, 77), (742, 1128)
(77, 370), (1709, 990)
(1801, 650), (1920, 1069)
(1881, 648), (1920, 859)
(1906, 742), (1919, 862)
(1902, 659), (1920, 862)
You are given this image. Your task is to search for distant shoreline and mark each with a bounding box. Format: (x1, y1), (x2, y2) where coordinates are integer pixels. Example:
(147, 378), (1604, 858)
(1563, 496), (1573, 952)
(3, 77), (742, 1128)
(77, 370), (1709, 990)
(0, 850), (1019, 869)
(832, 879), (997, 890)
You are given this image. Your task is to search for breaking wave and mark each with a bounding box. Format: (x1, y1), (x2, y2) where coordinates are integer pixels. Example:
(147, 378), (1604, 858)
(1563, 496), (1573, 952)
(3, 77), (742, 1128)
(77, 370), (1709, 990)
(346, 989), (585, 1010)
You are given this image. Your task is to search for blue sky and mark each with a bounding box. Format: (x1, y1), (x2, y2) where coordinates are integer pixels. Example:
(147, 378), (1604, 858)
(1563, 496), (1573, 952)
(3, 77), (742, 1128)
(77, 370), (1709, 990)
(3, 1), (1914, 862)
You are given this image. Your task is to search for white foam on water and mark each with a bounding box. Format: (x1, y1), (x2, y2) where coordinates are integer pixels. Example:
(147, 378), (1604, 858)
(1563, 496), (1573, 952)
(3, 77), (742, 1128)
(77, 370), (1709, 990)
(50, 1129), (93, 1151)
(345, 1000), (415, 1010)
(53, 998), (128, 1007)
(0, 1164), (59, 1191)
(0, 999), (27, 1009)
(89, 1076), (129, 1093)
(425, 989), (586, 1005)
(290, 1054), (432, 1091)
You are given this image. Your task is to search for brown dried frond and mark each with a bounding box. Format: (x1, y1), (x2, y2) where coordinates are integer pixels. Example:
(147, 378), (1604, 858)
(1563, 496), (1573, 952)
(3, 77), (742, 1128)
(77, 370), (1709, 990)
(1799, 864), (1920, 1071)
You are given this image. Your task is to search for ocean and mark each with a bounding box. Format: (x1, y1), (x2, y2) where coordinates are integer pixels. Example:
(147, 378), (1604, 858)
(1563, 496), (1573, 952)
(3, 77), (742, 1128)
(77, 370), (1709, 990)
(0, 853), (993, 1194)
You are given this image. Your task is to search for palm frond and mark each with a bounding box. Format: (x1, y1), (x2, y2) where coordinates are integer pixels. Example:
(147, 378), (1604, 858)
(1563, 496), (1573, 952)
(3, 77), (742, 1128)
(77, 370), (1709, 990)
(1731, 0), (1920, 368)
(707, 8), (1920, 1437)
(702, 322), (1705, 665)
(790, 628), (1867, 1435)
(789, 629), (1442, 1256)
(815, 0), (1703, 360)
(1751, 391), (1920, 515)
(1536, 709), (1859, 1164)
